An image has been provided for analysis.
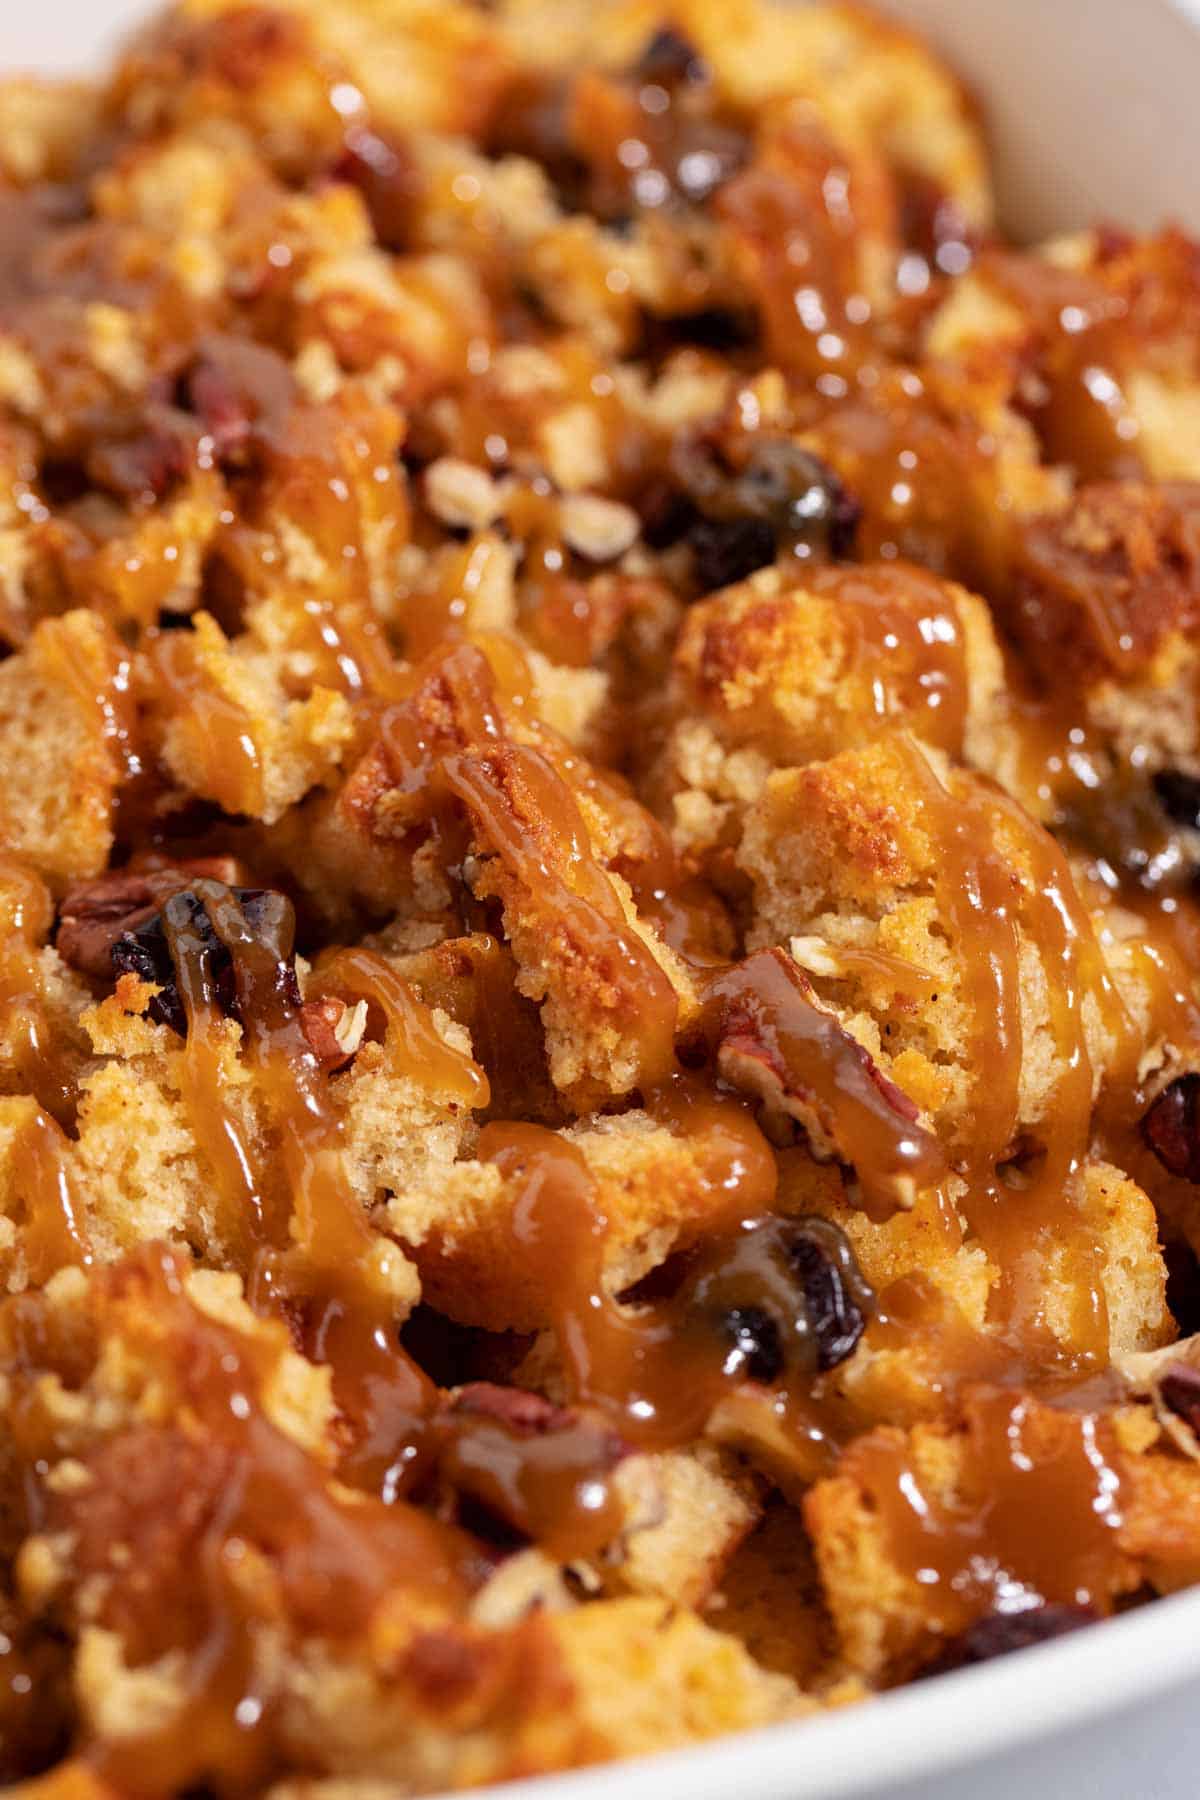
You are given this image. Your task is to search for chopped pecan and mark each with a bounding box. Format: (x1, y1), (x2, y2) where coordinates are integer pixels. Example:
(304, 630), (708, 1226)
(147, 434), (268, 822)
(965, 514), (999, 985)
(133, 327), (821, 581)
(299, 995), (367, 1070)
(683, 949), (943, 1215)
(56, 860), (244, 983)
(435, 1383), (629, 1554)
(446, 1382), (577, 1436)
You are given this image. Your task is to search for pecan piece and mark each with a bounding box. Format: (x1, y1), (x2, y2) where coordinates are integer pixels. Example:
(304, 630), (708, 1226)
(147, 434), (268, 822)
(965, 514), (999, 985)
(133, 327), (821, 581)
(447, 1382), (578, 1436)
(56, 860), (243, 983)
(435, 1383), (628, 1556)
(683, 949), (944, 1215)
(299, 995), (367, 1070)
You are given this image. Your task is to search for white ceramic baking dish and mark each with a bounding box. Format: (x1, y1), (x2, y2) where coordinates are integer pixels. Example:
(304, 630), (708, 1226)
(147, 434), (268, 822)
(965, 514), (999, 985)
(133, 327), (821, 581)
(8, 1), (1200, 1795)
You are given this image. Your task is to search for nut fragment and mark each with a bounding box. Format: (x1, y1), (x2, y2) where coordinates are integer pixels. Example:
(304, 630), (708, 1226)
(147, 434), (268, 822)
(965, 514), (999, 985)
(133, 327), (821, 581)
(424, 458), (503, 532)
(559, 494), (640, 563)
(56, 860), (243, 981)
(300, 996), (368, 1070)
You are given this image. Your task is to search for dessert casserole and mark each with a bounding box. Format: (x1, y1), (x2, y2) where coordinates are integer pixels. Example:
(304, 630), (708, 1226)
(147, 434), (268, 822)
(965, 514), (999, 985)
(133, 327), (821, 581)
(4, 0), (1200, 1792)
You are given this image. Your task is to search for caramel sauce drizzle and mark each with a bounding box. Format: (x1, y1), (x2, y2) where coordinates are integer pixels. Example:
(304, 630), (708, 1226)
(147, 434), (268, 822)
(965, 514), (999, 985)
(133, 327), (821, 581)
(381, 642), (680, 1090)
(844, 1386), (1125, 1629)
(810, 563), (971, 755)
(0, 862), (77, 1127)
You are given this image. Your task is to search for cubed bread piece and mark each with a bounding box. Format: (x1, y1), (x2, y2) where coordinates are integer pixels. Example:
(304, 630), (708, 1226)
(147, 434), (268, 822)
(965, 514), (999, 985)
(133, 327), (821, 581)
(709, 1499), (836, 1688)
(739, 734), (1138, 1151)
(149, 611), (354, 824)
(390, 1107), (774, 1333)
(653, 560), (1006, 857)
(0, 612), (131, 885)
(601, 1444), (762, 1608)
(548, 1595), (806, 1754)
(927, 230), (1200, 483)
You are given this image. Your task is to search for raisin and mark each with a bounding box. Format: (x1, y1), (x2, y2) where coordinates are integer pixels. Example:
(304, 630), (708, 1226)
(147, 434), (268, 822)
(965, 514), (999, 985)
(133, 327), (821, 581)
(691, 1214), (873, 1384)
(689, 515), (777, 591)
(678, 436), (860, 590)
(111, 886), (300, 1037)
(1154, 768), (1200, 831)
(731, 441), (861, 555)
(632, 27), (707, 88)
(719, 1305), (783, 1383)
(647, 306), (758, 355)
(921, 1603), (1097, 1677)
(1142, 1073), (1200, 1182)
(332, 127), (420, 252)
(1158, 1361), (1200, 1435)
(785, 1218), (872, 1372)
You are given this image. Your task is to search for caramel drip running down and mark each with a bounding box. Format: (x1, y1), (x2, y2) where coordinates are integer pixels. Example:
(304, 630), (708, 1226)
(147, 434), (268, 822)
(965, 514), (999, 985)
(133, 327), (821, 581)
(154, 629), (267, 820)
(896, 736), (1135, 1365)
(182, 883), (437, 1501)
(15, 1106), (91, 1286)
(0, 861), (77, 1126)
(66, 1248), (475, 1799)
(810, 563), (972, 755)
(381, 642), (680, 1090)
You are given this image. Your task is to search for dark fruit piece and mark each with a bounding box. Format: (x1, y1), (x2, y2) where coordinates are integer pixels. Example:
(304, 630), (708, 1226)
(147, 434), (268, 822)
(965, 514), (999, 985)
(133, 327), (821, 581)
(1164, 1235), (1200, 1337)
(111, 886), (300, 1037)
(632, 27), (707, 87)
(692, 1214), (873, 1383)
(921, 1603), (1097, 1677)
(729, 441), (862, 555)
(1154, 768), (1200, 831)
(785, 1218), (872, 1372)
(719, 1305), (784, 1383)
(678, 436), (860, 590)
(1158, 1361), (1200, 1435)
(689, 515), (777, 591)
(332, 126), (419, 252)
(1142, 1073), (1200, 1182)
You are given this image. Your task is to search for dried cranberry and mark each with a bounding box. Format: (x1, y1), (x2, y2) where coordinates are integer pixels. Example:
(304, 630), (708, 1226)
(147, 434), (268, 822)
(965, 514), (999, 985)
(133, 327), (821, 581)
(1142, 1073), (1200, 1182)
(719, 1305), (783, 1383)
(1154, 768), (1200, 832)
(1158, 1361), (1200, 1435)
(689, 515), (777, 591)
(112, 885), (300, 1037)
(921, 1603), (1097, 1677)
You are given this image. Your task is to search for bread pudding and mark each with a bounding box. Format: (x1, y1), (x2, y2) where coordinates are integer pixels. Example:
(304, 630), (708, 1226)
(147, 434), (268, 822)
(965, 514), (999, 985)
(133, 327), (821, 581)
(3, 1), (1200, 1793)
